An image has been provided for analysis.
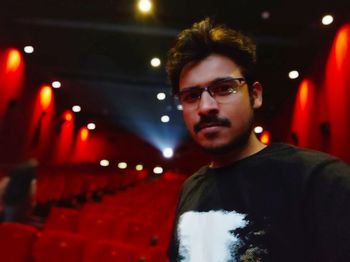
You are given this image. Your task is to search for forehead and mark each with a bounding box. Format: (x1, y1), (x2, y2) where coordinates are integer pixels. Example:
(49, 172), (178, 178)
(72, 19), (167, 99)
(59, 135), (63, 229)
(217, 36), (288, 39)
(179, 54), (242, 89)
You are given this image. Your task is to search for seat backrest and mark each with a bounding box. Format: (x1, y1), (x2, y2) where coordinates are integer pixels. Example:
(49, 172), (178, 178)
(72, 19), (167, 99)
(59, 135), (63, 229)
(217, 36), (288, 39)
(44, 207), (79, 232)
(114, 219), (156, 247)
(147, 246), (170, 262)
(85, 240), (145, 262)
(33, 230), (87, 262)
(0, 222), (39, 262)
(78, 214), (115, 240)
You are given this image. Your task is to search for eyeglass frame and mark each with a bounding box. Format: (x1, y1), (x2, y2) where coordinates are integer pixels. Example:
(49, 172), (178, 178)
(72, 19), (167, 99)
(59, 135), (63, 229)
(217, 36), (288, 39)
(175, 76), (246, 109)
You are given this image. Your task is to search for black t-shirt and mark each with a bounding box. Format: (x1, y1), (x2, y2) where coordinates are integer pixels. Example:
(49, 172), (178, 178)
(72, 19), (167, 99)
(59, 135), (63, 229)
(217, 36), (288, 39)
(168, 143), (350, 262)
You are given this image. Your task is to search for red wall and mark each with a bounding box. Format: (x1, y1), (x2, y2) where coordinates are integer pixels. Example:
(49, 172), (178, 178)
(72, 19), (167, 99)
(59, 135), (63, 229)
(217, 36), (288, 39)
(289, 24), (350, 162)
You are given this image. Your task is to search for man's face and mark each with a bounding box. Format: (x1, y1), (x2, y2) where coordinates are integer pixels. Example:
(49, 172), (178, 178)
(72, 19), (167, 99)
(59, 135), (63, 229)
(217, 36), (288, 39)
(178, 53), (262, 154)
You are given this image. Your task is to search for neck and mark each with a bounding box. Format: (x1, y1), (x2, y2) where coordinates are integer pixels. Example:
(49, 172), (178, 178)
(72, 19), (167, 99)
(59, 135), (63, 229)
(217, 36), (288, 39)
(210, 132), (267, 168)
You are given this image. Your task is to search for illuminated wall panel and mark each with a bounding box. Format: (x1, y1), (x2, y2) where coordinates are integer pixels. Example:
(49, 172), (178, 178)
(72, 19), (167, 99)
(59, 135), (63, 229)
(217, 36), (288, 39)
(0, 48), (25, 118)
(54, 110), (75, 164)
(291, 79), (317, 148)
(26, 85), (55, 160)
(325, 24), (350, 162)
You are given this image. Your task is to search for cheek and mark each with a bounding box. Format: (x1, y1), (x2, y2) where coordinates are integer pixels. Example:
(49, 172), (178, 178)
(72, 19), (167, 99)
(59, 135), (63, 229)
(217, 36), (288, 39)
(225, 102), (253, 124)
(182, 111), (196, 131)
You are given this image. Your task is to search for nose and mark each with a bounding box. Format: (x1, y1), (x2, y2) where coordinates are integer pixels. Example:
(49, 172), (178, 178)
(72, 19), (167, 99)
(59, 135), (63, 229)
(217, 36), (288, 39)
(197, 90), (219, 116)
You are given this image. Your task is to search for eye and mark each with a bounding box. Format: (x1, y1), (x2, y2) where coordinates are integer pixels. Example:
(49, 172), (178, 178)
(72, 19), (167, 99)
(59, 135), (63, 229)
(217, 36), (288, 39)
(211, 81), (235, 96)
(180, 89), (201, 103)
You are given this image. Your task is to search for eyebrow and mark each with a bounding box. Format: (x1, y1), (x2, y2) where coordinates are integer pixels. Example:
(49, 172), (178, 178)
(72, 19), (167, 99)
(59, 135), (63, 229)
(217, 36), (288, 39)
(181, 76), (235, 91)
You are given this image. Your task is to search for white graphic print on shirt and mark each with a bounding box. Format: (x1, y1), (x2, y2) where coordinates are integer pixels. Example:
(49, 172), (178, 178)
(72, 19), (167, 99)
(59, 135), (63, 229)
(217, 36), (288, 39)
(177, 210), (247, 262)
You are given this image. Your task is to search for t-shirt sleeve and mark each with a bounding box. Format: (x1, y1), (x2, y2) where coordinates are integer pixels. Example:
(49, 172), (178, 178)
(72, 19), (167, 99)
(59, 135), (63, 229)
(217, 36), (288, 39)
(303, 159), (350, 260)
(167, 168), (207, 262)
(167, 189), (183, 262)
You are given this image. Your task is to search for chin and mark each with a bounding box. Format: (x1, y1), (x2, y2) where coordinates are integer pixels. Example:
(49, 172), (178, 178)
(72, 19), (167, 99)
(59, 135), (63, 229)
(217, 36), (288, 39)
(201, 143), (237, 155)
(199, 131), (252, 155)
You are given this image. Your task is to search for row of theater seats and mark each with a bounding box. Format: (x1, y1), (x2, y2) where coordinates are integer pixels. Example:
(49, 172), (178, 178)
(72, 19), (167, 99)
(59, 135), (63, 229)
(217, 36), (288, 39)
(0, 222), (167, 262)
(35, 168), (146, 204)
(0, 178), (184, 262)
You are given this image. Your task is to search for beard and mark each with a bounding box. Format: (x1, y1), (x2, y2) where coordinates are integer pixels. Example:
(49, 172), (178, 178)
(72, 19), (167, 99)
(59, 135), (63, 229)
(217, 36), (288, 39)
(199, 112), (255, 155)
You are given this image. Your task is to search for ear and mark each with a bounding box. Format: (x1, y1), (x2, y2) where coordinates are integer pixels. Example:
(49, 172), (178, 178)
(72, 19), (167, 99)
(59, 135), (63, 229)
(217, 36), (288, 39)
(251, 81), (263, 109)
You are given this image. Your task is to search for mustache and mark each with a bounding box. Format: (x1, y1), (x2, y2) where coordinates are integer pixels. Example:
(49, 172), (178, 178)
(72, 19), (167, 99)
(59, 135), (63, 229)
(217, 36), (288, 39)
(194, 115), (231, 133)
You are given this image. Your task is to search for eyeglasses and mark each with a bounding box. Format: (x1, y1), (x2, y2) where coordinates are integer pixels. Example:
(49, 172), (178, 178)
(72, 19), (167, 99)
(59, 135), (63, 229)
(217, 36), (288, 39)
(177, 77), (246, 109)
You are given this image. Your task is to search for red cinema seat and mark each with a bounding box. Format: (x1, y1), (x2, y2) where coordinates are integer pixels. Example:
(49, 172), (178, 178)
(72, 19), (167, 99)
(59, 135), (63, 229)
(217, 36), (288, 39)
(81, 203), (108, 215)
(78, 214), (115, 240)
(44, 207), (79, 232)
(85, 240), (146, 262)
(108, 206), (133, 220)
(115, 219), (156, 247)
(33, 231), (86, 262)
(0, 222), (39, 262)
(147, 246), (170, 262)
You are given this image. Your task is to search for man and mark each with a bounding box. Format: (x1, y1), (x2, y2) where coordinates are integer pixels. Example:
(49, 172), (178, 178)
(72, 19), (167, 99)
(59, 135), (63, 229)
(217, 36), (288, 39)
(2, 159), (38, 223)
(166, 18), (350, 261)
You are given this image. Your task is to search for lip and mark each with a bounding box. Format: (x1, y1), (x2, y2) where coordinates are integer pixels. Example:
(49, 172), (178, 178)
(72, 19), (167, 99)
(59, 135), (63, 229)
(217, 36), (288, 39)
(197, 123), (226, 133)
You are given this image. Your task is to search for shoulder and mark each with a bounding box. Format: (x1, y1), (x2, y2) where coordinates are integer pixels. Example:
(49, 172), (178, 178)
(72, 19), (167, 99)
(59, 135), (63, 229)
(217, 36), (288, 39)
(181, 166), (210, 191)
(242, 143), (350, 191)
(256, 143), (347, 169)
(284, 144), (349, 174)
(274, 144), (350, 194)
(177, 166), (211, 203)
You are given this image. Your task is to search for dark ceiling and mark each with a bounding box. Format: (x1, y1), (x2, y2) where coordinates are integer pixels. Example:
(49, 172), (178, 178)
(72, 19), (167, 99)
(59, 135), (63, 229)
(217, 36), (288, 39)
(1, 0), (349, 172)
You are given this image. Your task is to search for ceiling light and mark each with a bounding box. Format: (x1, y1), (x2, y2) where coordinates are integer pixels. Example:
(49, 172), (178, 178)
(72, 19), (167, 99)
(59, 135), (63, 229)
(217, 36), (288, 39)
(138, 0), (152, 13)
(288, 70), (299, 79)
(100, 159), (109, 167)
(136, 164), (143, 171)
(254, 126), (264, 134)
(322, 15), (334, 25)
(150, 57), (161, 67)
(24, 46), (34, 54)
(161, 115), (170, 123)
(261, 11), (270, 19)
(52, 81), (61, 89)
(72, 105), (81, 112)
(157, 92), (166, 100)
(87, 123), (96, 130)
(153, 166), (163, 174)
(162, 148), (174, 158)
(177, 104), (183, 111)
(118, 162), (127, 169)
